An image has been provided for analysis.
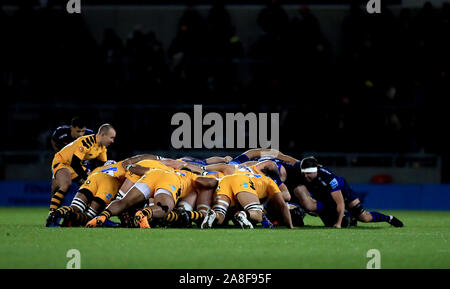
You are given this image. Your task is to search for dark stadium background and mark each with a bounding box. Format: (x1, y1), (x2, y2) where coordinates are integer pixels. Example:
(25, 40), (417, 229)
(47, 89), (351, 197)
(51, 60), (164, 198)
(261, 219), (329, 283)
(1, 0), (449, 209)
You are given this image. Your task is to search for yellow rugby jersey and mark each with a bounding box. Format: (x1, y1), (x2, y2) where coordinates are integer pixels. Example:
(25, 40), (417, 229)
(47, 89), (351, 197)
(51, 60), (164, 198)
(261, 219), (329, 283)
(55, 134), (107, 164)
(231, 166), (281, 199)
(91, 161), (127, 183)
(125, 160), (173, 183)
(173, 169), (199, 198)
(136, 160), (172, 171)
(234, 165), (263, 177)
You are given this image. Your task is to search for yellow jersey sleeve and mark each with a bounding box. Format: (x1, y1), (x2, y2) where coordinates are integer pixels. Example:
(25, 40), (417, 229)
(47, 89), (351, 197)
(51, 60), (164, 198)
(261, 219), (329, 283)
(266, 177), (281, 197)
(97, 148), (108, 162)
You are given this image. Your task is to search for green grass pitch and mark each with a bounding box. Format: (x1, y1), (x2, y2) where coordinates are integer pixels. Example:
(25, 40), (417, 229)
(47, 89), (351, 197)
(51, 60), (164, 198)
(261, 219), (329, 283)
(1, 207), (449, 269)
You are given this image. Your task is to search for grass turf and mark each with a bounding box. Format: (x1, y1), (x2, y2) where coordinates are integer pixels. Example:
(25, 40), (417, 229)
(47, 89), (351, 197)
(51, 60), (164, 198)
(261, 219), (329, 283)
(0, 207), (449, 269)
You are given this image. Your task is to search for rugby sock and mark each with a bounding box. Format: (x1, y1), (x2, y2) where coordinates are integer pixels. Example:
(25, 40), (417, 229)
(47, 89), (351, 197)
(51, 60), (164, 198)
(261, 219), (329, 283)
(189, 211), (204, 221)
(49, 189), (67, 212)
(166, 211), (179, 222)
(369, 211), (390, 222)
(73, 212), (88, 225)
(100, 209), (112, 220)
(316, 201), (324, 213)
(86, 207), (98, 220)
(54, 205), (73, 216)
(141, 208), (153, 220)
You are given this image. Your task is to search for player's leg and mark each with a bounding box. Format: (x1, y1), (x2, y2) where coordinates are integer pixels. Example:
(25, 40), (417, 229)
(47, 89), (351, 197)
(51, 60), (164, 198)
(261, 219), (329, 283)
(51, 189), (92, 226)
(162, 191), (197, 227)
(134, 189), (175, 228)
(86, 185), (147, 227)
(49, 168), (72, 212)
(188, 178), (217, 225)
(292, 185), (318, 212)
(200, 194), (231, 229)
(234, 192), (262, 229)
(348, 199), (403, 227)
(117, 178), (135, 200)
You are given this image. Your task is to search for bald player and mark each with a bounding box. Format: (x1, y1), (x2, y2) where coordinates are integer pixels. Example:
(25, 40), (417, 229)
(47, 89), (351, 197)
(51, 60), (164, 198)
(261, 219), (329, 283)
(46, 124), (116, 226)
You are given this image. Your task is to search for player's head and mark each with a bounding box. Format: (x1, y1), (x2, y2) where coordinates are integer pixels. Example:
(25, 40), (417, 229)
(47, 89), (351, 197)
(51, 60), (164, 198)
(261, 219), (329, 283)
(97, 123), (116, 147)
(259, 160), (283, 183)
(70, 117), (88, 139)
(300, 156), (319, 182)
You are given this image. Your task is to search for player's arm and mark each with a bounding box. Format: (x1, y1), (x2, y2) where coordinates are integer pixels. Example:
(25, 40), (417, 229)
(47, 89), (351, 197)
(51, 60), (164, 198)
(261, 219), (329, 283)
(267, 179), (294, 228)
(271, 192), (294, 229)
(71, 155), (89, 182)
(97, 150), (108, 163)
(205, 156), (233, 165)
(238, 161), (258, 167)
(330, 190), (345, 228)
(125, 164), (150, 176)
(160, 159), (188, 170)
(275, 151), (300, 166)
(204, 163), (236, 175)
(279, 183), (291, 202)
(121, 154), (160, 167)
(50, 128), (63, 152)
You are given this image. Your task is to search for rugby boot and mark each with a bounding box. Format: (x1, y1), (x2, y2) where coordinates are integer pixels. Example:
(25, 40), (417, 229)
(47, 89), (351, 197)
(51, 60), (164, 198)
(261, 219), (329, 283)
(134, 210), (151, 229)
(86, 215), (106, 228)
(234, 211), (254, 229)
(200, 209), (216, 229)
(388, 215), (404, 227)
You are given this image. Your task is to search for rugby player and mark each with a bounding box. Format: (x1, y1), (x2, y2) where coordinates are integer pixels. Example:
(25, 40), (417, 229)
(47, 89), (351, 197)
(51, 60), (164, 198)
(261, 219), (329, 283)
(51, 116), (94, 152)
(205, 160), (291, 202)
(46, 124), (116, 226)
(85, 167), (216, 228)
(47, 154), (151, 227)
(293, 156), (404, 228)
(114, 158), (206, 227)
(201, 163), (294, 229)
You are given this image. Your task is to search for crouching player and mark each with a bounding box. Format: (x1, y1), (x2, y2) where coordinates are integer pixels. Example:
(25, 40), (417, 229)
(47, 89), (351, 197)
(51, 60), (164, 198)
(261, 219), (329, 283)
(86, 167), (216, 228)
(201, 167), (295, 229)
(46, 124), (116, 226)
(47, 158), (147, 226)
(295, 157), (404, 228)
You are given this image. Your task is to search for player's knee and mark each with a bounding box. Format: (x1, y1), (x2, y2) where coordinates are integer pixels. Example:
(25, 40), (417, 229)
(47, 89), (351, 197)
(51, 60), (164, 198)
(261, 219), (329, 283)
(59, 182), (71, 192)
(299, 201), (315, 212)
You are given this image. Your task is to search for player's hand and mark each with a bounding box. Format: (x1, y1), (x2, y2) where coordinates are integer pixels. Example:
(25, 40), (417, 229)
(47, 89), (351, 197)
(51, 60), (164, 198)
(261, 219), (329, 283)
(224, 156), (233, 163)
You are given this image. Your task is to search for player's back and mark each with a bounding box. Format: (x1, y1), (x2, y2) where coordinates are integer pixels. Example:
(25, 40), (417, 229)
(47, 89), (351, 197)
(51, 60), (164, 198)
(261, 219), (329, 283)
(56, 134), (106, 163)
(92, 161), (126, 183)
(173, 169), (198, 197)
(232, 166), (280, 199)
(52, 125), (94, 151)
(137, 160), (172, 171)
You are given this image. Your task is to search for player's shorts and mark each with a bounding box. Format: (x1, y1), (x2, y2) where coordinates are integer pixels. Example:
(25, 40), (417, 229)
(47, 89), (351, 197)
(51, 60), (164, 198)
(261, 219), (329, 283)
(215, 174), (257, 207)
(79, 172), (120, 205)
(134, 169), (182, 201)
(51, 153), (86, 180)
